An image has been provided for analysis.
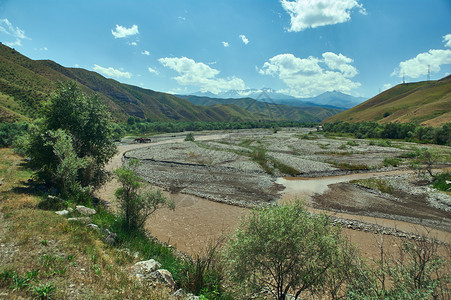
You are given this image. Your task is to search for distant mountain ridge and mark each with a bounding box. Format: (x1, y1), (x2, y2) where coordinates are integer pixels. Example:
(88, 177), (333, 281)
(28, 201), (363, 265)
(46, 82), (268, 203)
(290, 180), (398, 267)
(178, 95), (343, 122)
(0, 44), (343, 123)
(191, 89), (366, 109)
(324, 76), (451, 127)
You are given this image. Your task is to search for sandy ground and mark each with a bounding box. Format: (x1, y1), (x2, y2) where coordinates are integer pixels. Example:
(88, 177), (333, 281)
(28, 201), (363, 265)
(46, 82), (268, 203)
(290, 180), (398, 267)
(95, 130), (451, 257)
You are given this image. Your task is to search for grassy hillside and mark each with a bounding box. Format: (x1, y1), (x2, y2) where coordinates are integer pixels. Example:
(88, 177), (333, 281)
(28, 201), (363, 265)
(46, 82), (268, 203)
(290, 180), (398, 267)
(324, 76), (451, 126)
(180, 95), (342, 122)
(0, 44), (256, 123)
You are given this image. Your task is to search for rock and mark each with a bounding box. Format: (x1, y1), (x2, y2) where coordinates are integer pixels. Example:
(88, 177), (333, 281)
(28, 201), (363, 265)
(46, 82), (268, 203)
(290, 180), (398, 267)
(149, 269), (175, 289)
(48, 195), (64, 202)
(173, 289), (186, 298)
(87, 223), (100, 230)
(104, 232), (117, 246)
(75, 205), (96, 216)
(154, 269), (175, 289)
(130, 259), (162, 281)
(67, 217), (91, 224)
(55, 210), (69, 216)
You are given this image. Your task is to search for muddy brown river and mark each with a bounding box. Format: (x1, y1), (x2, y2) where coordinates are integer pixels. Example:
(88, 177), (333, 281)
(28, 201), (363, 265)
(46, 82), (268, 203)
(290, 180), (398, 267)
(96, 131), (451, 257)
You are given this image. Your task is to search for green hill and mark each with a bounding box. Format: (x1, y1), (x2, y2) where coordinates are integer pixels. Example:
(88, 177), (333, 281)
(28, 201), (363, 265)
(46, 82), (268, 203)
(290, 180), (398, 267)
(324, 76), (451, 126)
(0, 44), (256, 123)
(179, 95), (343, 122)
(0, 44), (341, 124)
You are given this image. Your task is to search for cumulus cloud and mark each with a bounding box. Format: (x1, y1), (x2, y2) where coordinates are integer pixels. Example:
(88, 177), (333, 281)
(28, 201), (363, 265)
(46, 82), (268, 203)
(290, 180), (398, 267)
(259, 52), (360, 97)
(281, 0), (366, 32)
(158, 56), (246, 94)
(239, 34), (249, 45)
(111, 24), (139, 38)
(443, 34), (451, 48)
(392, 35), (451, 79)
(141, 50), (150, 55)
(222, 41), (230, 47)
(93, 64), (131, 79)
(147, 67), (158, 74)
(0, 19), (30, 47)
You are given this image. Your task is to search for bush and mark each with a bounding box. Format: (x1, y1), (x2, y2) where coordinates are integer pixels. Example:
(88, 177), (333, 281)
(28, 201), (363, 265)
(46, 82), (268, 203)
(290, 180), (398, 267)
(0, 121), (29, 147)
(114, 159), (174, 231)
(185, 133), (195, 142)
(226, 202), (347, 299)
(432, 172), (451, 191)
(383, 157), (402, 167)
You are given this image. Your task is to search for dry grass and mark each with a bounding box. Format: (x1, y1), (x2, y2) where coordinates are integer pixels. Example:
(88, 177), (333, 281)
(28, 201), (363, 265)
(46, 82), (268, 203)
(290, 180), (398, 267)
(0, 148), (174, 299)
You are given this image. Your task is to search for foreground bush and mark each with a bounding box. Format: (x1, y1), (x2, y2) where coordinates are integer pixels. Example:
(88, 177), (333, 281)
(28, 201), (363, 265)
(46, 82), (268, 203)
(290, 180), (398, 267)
(226, 202), (348, 299)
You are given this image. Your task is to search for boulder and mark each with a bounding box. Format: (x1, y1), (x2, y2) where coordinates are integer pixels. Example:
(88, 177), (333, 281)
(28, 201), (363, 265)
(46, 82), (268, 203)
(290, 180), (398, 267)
(55, 210), (69, 216)
(153, 269), (175, 289)
(130, 259), (162, 281)
(75, 205), (96, 216)
(87, 223), (100, 230)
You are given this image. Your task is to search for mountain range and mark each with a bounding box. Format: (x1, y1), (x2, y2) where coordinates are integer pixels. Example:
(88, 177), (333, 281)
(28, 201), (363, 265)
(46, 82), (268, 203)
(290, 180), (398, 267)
(190, 89), (367, 109)
(0, 44), (340, 124)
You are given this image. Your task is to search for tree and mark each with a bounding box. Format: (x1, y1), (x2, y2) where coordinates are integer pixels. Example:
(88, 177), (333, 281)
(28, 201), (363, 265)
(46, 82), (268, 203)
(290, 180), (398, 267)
(226, 201), (344, 300)
(114, 159), (174, 231)
(43, 129), (88, 197)
(27, 82), (117, 192)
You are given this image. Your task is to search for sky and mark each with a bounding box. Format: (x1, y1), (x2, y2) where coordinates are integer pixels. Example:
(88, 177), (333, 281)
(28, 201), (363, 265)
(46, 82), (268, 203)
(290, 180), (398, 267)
(1, 0), (451, 100)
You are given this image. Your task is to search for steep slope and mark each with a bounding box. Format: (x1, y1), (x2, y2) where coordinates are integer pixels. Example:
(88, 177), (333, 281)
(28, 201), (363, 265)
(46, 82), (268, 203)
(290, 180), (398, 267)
(324, 76), (451, 126)
(0, 44), (255, 122)
(179, 95), (342, 122)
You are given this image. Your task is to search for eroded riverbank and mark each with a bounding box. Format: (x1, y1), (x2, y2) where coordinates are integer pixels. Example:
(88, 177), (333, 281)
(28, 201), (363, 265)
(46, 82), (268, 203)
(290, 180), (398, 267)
(97, 128), (451, 255)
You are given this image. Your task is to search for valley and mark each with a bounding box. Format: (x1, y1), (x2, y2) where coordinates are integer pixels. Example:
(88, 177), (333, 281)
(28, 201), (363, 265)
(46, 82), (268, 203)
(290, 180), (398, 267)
(99, 128), (451, 255)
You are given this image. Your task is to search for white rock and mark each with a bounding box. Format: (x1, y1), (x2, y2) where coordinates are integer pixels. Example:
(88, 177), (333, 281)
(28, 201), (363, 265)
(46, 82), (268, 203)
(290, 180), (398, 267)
(75, 205), (96, 216)
(55, 210), (69, 216)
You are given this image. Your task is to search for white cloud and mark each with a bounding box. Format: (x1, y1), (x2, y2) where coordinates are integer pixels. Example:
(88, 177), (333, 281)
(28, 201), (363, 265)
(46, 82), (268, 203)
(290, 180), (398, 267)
(141, 50), (150, 55)
(222, 41), (230, 47)
(259, 52), (360, 97)
(5, 39), (22, 47)
(239, 34), (249, 45)
(443, 34), (451, 48)
(0, 19), (30, 47)
(147, 67), (158, 75)
(158, 56), (246, 94)
(392, 35), (451, 79)
(383, 83), (392, 90)
(111, 24), (139, 38)
(281, 0), (365, 32)
(93, 64), (131, 79)
(128, 41), (137, 46)
(392, 49), (451, 79)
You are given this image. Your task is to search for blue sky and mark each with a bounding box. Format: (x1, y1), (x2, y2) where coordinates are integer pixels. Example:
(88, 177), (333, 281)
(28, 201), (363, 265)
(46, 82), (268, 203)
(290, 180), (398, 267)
(1, 0), (450, 99)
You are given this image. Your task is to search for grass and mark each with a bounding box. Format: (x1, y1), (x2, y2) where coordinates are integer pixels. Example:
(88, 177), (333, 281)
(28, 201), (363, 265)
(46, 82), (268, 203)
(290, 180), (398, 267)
(330, 161), (370, 171)
(0, 148), (174, 299)
(351, 178), (394, 194)
(383, 157), (403, 167)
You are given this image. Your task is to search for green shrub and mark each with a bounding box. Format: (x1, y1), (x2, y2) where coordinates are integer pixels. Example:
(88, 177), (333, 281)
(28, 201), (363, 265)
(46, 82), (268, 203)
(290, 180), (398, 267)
(432, 172), (451, 191)
(185, 133), (195, 142)
(383, 157), (402, 167)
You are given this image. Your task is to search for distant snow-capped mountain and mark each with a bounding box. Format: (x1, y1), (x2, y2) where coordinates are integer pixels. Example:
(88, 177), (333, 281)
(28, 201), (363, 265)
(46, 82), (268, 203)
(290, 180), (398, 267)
(189, 89), (366, 109)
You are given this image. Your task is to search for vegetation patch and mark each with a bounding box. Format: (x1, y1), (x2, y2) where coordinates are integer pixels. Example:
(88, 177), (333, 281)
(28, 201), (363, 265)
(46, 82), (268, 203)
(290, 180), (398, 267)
(351, 178), (394, 194)
(432, 172), (451, 192)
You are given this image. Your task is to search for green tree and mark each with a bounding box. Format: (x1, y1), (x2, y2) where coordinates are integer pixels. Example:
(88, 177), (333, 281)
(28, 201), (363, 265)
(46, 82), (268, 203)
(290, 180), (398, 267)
(44, 129), (88, 197)
(114, 159), (174, 231)
(226, 201), (344, 300)
(28, 82), (117, 192)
